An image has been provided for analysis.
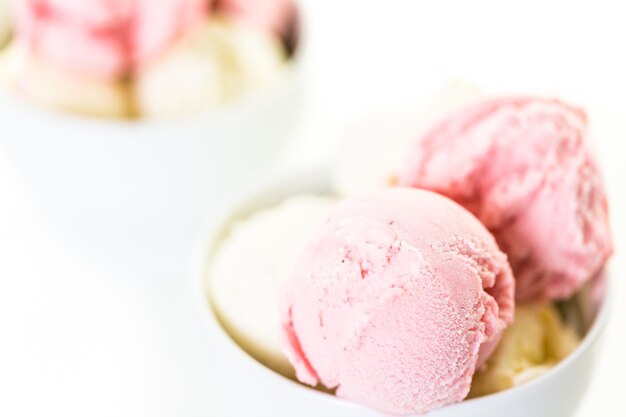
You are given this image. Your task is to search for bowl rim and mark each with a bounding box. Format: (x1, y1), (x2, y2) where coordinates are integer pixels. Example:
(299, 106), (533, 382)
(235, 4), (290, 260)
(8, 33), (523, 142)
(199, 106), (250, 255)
(0, 0), (308, 127)
(191, 165), (611, 415)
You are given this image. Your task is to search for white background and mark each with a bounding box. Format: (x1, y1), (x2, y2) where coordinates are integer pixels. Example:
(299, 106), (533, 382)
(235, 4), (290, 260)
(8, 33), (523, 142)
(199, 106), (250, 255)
(1, 1), (625, 416)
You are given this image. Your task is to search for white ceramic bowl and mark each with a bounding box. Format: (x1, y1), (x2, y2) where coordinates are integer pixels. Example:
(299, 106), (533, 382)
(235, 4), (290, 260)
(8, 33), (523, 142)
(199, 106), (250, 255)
(0, 14), (306, 266)
(194, 167), (609, 417)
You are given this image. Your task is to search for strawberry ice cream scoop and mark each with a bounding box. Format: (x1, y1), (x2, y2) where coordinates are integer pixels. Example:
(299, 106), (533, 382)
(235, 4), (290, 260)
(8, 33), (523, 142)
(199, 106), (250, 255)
(399, 97), (613, 301)
(280, 188), (515, 415)
(12, 0), (208, 79)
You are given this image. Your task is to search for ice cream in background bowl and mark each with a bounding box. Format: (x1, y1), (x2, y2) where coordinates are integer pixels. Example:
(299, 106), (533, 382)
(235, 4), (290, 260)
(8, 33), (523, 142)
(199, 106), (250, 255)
(1, 0), (299, 118)
(196, 167), (609, 417)
(0, 0), (306, 265)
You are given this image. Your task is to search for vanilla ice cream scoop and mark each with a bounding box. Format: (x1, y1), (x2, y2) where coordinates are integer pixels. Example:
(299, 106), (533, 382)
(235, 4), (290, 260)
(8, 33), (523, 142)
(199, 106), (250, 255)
(208, 195), (336, 376)
(281, 188), (515, 415)
(470, 303), (581, 397)
(135, 17), (286, 118)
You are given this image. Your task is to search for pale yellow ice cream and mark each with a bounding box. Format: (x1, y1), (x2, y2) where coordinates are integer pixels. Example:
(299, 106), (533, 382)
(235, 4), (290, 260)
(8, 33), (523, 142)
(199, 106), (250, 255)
(136, 17), (286, 118)
(0, 42), (132, 118)
(208, 195), (336, 377)
(469, 303), (581, 397)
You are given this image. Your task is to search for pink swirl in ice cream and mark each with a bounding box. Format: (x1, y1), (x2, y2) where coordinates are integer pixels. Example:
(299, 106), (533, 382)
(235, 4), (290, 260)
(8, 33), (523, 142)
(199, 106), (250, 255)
(281, 188), (515, 415)
(399, 97), (613, 301)
(12, 0), (209, 79)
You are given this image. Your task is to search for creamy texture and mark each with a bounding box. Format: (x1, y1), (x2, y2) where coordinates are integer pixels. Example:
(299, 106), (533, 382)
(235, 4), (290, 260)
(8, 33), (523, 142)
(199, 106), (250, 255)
(216, 0), (295, 37)
(470, 303), (581, 397)
(281, 188), (515, 415)
(12, 0), (208, 79)
(2, 13), (286, 118)
(2, 0), (295, 118)
(209, 195), (336, 377)
(400, 97), (613, 301)
(136, 17), (285, 118)
(1, 42), (131, 117)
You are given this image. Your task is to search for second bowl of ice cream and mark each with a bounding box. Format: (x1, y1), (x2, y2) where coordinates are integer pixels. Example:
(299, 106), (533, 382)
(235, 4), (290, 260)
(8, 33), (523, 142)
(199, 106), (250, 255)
(195, 165), (609, 417)
(0, 0), (305, 263)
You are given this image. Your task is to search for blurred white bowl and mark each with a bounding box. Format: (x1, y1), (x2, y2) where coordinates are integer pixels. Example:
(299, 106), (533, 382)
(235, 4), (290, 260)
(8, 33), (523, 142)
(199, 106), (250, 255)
(194, 167), (609, 417)
(0, 23), (305, 266)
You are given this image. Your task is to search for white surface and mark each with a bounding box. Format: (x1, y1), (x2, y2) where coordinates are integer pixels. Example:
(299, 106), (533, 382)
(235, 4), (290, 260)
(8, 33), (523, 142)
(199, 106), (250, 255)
(1, 1), (625, 416)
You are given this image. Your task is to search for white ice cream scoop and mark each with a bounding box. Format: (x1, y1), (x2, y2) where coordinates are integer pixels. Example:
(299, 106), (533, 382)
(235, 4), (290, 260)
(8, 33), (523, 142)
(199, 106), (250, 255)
(136, 17), (286, 119)
(208, 194), (335, 376)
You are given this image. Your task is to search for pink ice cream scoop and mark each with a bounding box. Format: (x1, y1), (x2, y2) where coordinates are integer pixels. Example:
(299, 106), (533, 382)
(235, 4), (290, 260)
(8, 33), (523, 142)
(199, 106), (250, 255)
(216, 0), (295, 37)
(281, 188), (515, 415)
(12, 0), (209, 79)
(399, 97), (613, 302)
